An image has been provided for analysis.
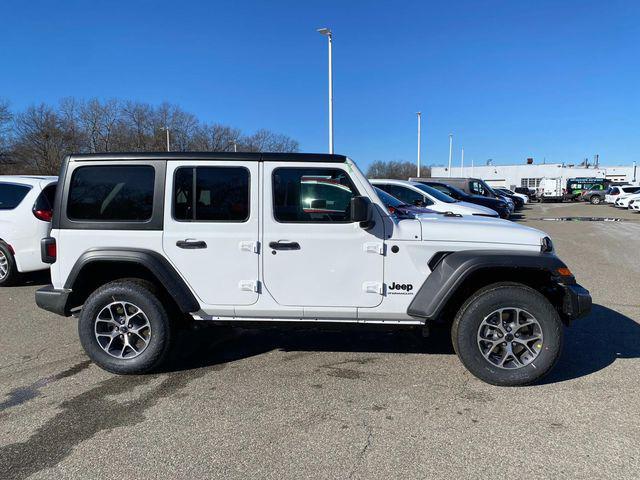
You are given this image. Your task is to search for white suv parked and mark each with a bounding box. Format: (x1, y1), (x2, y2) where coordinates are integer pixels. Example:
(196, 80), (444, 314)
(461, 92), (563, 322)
(36, 153), (591, 386)
(369, 179), (499, 217)
(605, 185), (640, 204)
(614, 192), (640, 208)
(0, 176), (57, 286)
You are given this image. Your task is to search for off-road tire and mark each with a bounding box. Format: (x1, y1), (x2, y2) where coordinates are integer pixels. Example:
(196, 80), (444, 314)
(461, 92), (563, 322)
(78, 280), (173, 374)
(451, 282), (563, 386)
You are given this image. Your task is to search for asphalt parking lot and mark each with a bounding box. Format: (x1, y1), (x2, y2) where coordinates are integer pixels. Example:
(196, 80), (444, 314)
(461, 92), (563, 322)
(1, 202), (639, 479)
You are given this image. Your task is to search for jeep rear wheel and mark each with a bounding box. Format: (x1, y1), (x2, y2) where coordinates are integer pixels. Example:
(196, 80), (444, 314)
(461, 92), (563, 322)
(451, 282), (563, 386)
(590, 195), (601, 205)
(78, 280), (172, 374)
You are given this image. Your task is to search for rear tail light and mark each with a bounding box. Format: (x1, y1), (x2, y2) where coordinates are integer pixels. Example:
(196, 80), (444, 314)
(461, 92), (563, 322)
(41, 237), (57, 264)
(33, 209), (53, 222)
(387, 206), (396, 214)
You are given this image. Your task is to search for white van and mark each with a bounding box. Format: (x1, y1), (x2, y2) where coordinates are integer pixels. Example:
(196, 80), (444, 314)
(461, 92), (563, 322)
(538, 178), (564, 202)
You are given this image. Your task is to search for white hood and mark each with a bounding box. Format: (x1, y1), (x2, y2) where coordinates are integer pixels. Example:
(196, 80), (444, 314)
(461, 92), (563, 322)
(414, 213), (547, 249)
(428, 200), (498, 217)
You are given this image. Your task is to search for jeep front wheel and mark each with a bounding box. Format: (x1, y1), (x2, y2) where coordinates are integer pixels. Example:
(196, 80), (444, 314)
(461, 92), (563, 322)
(78, 280), (172, 374)
(590, 195), (601, 205)
(451, 282), (563, 386)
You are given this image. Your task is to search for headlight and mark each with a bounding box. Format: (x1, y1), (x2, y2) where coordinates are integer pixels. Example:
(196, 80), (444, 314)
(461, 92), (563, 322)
(541, 236), (554, 253)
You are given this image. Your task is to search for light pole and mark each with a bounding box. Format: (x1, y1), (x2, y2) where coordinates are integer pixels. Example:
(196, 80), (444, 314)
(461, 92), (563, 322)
(416, 112), (422, 177)
(161, 126), (170, 152)
(461, 147), (464, 173)
(317, 27), (334, 154)
(448, 133), (453, 177)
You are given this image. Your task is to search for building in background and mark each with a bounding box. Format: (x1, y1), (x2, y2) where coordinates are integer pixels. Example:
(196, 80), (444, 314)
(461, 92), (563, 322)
(430, 162), (638, 189)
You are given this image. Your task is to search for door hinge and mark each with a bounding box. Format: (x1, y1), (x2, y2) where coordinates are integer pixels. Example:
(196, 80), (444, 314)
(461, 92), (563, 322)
(239, 241), (260, 253)
(239, 280), (260, 293)
(363, 242), (385, 255)
(362, 281), (383, 295)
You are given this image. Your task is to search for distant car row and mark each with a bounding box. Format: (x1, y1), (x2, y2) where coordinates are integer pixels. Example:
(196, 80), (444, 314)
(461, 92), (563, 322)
(580, 184), (640, 209)
(369, 176), (527, 220)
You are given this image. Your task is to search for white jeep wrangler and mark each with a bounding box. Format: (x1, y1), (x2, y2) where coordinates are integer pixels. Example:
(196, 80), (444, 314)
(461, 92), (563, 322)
(36, 153), (591, 386)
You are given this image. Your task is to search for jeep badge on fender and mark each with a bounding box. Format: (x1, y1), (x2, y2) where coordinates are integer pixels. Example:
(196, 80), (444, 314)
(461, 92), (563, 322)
(35, 151), (591, 386)
(388, 282), (414, 293)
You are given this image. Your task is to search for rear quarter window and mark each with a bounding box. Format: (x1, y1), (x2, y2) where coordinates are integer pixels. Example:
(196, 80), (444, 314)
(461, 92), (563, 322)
(67, 166), (155, 221)
(0, 183), (32, 210)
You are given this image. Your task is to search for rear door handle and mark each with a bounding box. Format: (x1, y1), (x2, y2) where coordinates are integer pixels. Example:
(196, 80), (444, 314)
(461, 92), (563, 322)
(176, 240), (207, 249)
(269, 241), (300, 251)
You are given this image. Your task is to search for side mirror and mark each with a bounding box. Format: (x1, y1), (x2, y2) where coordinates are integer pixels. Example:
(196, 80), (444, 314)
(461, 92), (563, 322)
(350, 196), (372, 226)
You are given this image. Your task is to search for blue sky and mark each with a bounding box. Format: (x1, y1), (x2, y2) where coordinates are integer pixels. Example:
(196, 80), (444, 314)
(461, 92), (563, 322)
(1, 0), (638, 169)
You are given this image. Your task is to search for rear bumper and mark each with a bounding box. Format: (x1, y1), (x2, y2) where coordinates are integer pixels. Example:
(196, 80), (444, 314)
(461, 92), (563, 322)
(35, 285), (72, 317)
(560, 283), (592, 321)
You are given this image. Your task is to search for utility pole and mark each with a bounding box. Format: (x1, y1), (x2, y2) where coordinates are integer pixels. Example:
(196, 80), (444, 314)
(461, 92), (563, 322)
(461, 147), (464, 173)
(448, 133), (453, 177)
(416, 112), (422, 177)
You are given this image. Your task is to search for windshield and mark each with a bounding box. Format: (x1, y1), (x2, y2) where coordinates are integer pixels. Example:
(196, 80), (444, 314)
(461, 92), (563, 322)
(0, 183), (32, 210)
(413, 183), (457, 203)
(374, 187), (404, 208)
(484, 184), (500, 197)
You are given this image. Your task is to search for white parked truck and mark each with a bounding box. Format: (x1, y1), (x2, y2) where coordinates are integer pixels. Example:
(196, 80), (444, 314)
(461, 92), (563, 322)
(36, 153), (591, 386)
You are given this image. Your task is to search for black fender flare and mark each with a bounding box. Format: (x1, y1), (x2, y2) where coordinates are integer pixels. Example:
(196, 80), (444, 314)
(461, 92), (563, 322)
(65, 248), (200, 313)
(407, 250), (571, 320)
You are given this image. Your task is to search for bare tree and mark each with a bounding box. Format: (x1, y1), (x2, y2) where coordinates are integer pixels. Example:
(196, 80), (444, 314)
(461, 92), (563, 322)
(1, 98), (301, 174)
(0, 100), (13, 167)
(12, 104), (71, 175)
(77, 98), (120, 153)
(190, 124), (242, 152)
(366, 160), (427, 180)
(241, 129), (299, 153)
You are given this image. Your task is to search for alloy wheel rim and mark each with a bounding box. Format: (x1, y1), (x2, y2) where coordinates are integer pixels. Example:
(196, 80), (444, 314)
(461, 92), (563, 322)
(95, 301), (151, 359)
(0, 251), (8, 281)
(477, 307), (543, 369)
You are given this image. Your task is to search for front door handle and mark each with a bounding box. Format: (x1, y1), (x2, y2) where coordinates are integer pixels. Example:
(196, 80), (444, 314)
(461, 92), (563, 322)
(269, 241), (300, 251)
(176, 239), (207, 249)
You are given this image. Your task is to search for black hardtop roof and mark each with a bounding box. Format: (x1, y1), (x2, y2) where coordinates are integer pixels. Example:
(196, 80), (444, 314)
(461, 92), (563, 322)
(67, 152), (347, 163)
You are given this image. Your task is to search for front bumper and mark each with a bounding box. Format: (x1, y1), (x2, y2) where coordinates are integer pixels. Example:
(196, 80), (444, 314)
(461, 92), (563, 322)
(560, 283), (592, 321)
(35, 285), (72, 317)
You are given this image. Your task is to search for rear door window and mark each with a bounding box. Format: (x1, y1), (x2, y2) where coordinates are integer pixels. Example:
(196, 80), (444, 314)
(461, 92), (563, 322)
(0, 183), (32, 210)
(173, 166), (249, 222)
(67, 166), (155, 221)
